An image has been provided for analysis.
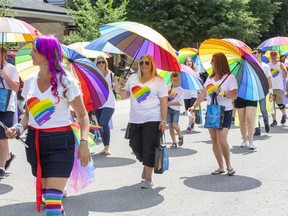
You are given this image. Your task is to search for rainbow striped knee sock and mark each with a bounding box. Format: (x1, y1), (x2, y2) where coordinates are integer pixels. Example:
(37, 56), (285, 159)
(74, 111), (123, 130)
(45, 189), (65, 216)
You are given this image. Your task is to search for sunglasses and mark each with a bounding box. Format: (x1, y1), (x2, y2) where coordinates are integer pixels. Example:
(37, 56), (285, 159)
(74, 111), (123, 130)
(97, 60), (105, 65)
(252, 52), (258, 55)
(140, 61), (150, 66)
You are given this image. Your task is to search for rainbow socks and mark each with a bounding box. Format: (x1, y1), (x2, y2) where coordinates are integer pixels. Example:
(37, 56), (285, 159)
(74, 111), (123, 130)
(45, 189), (65, 216)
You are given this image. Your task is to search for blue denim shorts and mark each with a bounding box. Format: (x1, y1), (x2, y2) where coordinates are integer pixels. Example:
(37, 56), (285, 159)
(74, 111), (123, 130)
(0, 111), (14, 139)
(222, 110), (233, 129)
(166, 107), (180, 124)
(25, 129), (75, 178)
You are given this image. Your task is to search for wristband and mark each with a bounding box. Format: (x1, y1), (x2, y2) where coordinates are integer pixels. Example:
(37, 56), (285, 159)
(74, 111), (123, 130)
(80, 139), (88, 142)
(269, 89), (273, 94)
(14, 123), (24, 136)
(220, 90), (227, 98)
(161, 120), (166, 123)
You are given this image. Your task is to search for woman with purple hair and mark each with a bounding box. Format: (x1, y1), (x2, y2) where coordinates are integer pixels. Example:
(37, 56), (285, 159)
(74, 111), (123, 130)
(5, 35), (91, 215)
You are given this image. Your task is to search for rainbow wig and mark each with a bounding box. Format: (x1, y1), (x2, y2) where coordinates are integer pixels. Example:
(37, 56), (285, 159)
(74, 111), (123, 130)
(34, 34), (67, 97)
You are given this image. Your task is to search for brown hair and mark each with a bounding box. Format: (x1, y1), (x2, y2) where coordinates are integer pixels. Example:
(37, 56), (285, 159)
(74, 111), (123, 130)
(209, 52), (230, 79)
(0, 46), (7, 59)
(184, 56), (197, 71)
(137, 54), (161, 80)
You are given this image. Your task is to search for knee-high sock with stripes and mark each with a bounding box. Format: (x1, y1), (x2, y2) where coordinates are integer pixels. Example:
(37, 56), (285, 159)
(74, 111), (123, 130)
(45, 189), (65, 216)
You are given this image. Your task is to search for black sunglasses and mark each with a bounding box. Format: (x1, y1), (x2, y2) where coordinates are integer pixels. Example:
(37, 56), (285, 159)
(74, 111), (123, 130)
(97, 60), (106, 65)
(140, 61), (150, 66)
(252, 52), (258, 55)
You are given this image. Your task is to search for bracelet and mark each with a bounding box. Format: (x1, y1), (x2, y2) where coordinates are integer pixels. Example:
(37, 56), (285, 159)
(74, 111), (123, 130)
(80, 139), (88, 142)
(220, 90), (227, 98)
(14, 123), (24, 136)
(161, 120), (166, 123)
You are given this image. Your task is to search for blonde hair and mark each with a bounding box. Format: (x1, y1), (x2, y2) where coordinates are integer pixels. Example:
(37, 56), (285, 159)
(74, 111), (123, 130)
(137, 54), (161, 81)
(94, 55), (109, 72)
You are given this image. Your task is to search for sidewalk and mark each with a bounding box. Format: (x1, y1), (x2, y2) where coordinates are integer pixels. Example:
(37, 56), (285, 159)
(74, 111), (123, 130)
(0, 99), (288, 216)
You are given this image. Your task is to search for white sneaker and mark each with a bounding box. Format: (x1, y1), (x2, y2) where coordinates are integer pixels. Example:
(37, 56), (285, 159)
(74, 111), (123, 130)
(248, 142), (256, 150)
(141, 180), (154, 189)
(240, 140), (248, 148)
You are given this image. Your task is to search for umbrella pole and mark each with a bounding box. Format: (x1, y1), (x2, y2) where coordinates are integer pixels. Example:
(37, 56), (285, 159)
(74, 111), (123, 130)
(125, 46), (141, 79)
(1, 32), (3, 70)
(230, 61), (241, 73)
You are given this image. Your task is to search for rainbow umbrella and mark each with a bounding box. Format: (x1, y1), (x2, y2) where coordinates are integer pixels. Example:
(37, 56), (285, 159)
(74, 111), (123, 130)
(158, 64), (203, 91)
(0, 17), (41, 68)
(68, 42), (111, 58)
(16, 43), (39, 81)
(257, 36), (288, 55)
(177, 47), (205, 73)
(85, 37), (124, 54)
(222, 38), (252, 52)
(99, 21), (180, 72)
(199, 38), (269, 101)
(61, 45), (109, 111)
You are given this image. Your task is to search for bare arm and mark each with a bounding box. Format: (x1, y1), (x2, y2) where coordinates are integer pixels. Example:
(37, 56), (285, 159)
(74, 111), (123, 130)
(0, 69), (19, 92)
(188, 88), (207, 111)
(159, 96), (168, 132)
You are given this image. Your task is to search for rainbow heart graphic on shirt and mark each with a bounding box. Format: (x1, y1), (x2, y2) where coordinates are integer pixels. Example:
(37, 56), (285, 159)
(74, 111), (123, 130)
(271, 68), (279, 78)
(132, 85), (151, 103)
(27, 97), (56, 126)
(168, 91), (178, 102)
(206, 83), (215, 96)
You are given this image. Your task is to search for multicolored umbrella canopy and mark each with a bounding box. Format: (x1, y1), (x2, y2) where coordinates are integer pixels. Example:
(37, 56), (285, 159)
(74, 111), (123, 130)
(158, 64), (203, 91)
(99, 21), (180, 72)
(68, 42), (111, 58)
(15, 44), (109, 111)
(222, 38), (252, 52)
(177, 47), (205, 73)
(61, 45), (109, 111)
(16, 43), (39, 81)
(257, 36), (288, 55)
(0, 17), (41, 42)
(199, 38), (268, 101)
(85, 37), (124, 54)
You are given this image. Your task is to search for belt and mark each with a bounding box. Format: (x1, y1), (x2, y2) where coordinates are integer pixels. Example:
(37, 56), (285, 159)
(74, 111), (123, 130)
(28, 125), (71, 212)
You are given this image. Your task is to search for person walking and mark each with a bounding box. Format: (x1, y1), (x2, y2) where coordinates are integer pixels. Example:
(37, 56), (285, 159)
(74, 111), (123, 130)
(94, 56), (120, 155)
(0, 46), (19, 178)
(183, 56), (199, 132)
(5, 34), (91, 216)
(188, 52), (237, 176)
(119, 54), (167, 188)
(167, 73), (184, 149)
(252, 49), (272, 136)
(268, 51), (287, 126)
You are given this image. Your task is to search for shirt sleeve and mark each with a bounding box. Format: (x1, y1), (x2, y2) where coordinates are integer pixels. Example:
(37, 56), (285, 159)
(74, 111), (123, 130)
(64, 77), (81, 102)
(228, 74), (238, 91)
(157, 77), (168, 98)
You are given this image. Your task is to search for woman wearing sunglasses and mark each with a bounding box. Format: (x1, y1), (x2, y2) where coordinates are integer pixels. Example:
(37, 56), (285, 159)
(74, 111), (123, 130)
(119, 54), (168, 189)
(94, 56), (121, 155)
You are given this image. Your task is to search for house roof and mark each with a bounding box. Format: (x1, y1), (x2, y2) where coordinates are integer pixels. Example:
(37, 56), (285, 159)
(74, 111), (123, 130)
(8, 0), (73, 24)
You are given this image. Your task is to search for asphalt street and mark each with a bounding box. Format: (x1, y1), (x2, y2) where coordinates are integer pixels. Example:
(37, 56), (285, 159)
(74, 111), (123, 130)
(0, 99), (288, 216)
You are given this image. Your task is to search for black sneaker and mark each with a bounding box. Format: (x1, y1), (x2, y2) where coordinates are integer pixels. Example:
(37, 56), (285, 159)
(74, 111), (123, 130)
(265, 123), (270, 133)
(281, 115), (287, 124)
(270, 120), (277, 127)
(5, 152), (16, 170)
(0, 169), (5, 179)
(254, 129), (261, 136)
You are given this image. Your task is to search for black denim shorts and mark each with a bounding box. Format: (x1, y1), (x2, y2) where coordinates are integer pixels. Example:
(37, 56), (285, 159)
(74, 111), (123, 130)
(25, 129), (75, 178)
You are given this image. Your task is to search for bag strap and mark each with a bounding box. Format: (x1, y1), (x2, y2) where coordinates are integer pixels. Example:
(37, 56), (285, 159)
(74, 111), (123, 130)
(0, 78), (5, 89)
(110, 72), (114, 89)
(212, 73), (231, 105)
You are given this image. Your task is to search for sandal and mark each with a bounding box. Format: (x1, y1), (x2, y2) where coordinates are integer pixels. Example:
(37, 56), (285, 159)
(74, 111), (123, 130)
(170, 143), (177, 149)
(227, 168), (235, 176)
(211, 169), (225, 175)
(178, 136), (184, 146)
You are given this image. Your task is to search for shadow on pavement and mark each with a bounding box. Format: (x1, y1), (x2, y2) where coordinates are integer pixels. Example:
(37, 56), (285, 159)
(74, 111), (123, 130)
(253, 134), (271, 141)
(0, 183), (13, 195)
(268, 126), (288, 134)
(167, 147), (197, 157)
(0, 184), (165, 216)
(64, 184), (165, 215)
(183, 175), (261, 192)
(230, 146), (257, 155)
(91, 156), (136, 168)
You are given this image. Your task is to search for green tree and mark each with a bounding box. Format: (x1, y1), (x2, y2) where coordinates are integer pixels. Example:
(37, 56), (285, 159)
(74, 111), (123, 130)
(64, 0), (128, 44)
(126, 0), (281, 49)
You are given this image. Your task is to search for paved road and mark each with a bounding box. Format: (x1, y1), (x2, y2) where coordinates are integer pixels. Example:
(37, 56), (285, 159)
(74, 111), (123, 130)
(0, 99), (288, 216)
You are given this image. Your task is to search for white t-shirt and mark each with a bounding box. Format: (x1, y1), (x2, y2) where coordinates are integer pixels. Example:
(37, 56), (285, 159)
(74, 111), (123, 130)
(22, 75), (81, 128)
(168, 84), (184, 111)
(261, 62), (271, 78)
(0, 63), (19, 112)
(204, 74), (238, 111)
(99, 71), (116, 109)
(183, 89), (198, 99)
(123, 73), (168, 123)
(268, 62), (285, 90)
